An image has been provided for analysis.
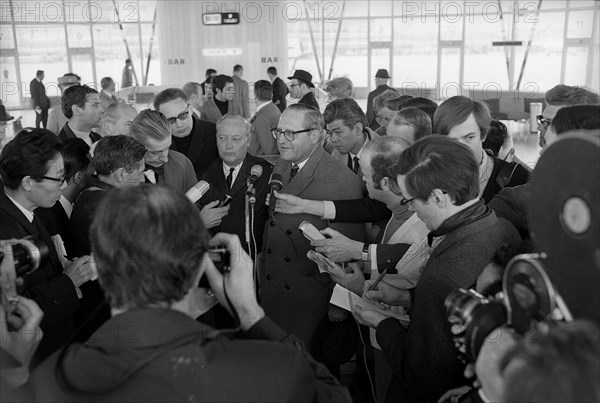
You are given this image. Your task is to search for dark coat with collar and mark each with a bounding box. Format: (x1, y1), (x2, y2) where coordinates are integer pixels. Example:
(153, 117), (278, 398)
(59, 122), (101, 143)
(366, 84), (397, 129)
(199, 154), (272, 252)
(200, 97), (234, 124)
(272, 76), (289, 112)
(0, 190), (80, 365)
(29, 78), (50, 110)
(147, 150), (198, 194)
(258, 146), (366, 349)
(29, 309), (351, 402)
(249, 102), (281, 156)
(35, 200), (69, 240)
(232, 75), (251, 119)
(482, 153), (530, 204)
(375, 201), (520, 402)
(298, 91), (320, 110)
(170, 116), (219, 179)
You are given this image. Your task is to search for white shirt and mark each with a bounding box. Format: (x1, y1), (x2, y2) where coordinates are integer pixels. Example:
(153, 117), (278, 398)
(222, 161), (244, 187)
(59, 195), (73, 218)
(5, 192), (34, 223)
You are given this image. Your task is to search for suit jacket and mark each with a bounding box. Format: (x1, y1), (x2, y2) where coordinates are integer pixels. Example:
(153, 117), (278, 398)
(232, 75), (251, 119)
(272, 77), (289, 112)
(59, 122), (101, 143)
(375, 201), (520, 402)
(249, 102), (281, 156)
(259, 147), (366, 348)
(35, 200), (69, 240)
(330, 128), (379, 195)
(200, 97), (234, 124)
(29, 78), (50, 110)
(199, 155), (272, 251)
(149, 150), (198, 194)
(30, 309), (351, 402)
(170, 116), (219, 179)
(482, 153), (530, 204)
(99, 90), (118, 111)
(366, 84), (397, 129)
(0, 191), (79, 363)
(298, 91), (320, 110)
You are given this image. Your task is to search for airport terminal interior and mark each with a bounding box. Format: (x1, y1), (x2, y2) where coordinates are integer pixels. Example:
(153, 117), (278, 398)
(0, 1), (599, 402)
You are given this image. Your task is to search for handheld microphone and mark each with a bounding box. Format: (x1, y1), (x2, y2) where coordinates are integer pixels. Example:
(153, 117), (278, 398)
(185, 180), (210, 204)
(268, 173), (283, 208)
(247, 165), (263, 186)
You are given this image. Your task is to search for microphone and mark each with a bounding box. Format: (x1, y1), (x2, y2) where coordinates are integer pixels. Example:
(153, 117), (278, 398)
(268, 173), (283, 208)
(247, 164), (263, 186)
(185, 180), (210, 204)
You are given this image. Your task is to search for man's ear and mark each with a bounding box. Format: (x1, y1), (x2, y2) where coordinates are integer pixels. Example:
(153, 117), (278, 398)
(115, 167), (125, 183)
(311, 130), (322, 145)
(353, 122), (363, 136)
(101, 120), (112, 136)
(21, 176), (33, 191)
(431, 188), (447, 208)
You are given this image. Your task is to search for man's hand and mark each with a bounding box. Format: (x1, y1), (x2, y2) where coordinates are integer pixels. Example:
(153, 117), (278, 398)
(329, 262), (365, 295)
(64, 255), (95, 288)
(273, 191), (325, 216)
(0, 296), (44, 367)
(34, 107), (42, 114)
(203, 233), (264, 330)
(363, 278), (411, 307)
(311, 227), (363, 262)
(352, 305), (387, 329)
(200, 200), (230, 229)
(475, 327), (518, 402)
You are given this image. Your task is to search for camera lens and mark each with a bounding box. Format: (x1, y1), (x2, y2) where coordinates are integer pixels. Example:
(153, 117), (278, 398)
(11, 238), (49, 276)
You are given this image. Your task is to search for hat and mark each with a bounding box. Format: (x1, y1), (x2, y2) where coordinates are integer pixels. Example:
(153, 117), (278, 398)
(288, 70), (314, 88)
(375, 69), (391, 79)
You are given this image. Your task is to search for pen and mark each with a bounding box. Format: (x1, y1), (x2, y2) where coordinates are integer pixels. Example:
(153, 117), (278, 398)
(367, 268), (388, 292)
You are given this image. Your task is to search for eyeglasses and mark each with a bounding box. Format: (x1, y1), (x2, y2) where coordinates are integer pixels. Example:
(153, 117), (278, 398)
(41, 175), (66, 184)
(400, 197), (415, 206)
(536, 115), (552, 128)
(272, 128), (316, 142)
(166, 106), (190, 125)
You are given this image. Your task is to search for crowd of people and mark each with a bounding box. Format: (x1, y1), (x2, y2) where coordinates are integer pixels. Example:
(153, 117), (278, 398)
(1, 62), (599, 403)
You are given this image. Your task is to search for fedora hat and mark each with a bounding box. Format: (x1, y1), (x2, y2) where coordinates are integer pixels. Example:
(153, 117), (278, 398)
(288, 70), (314, 88)
(375, 69), (391, 79)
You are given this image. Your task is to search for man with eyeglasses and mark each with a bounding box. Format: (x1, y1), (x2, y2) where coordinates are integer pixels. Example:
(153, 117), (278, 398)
(259, 103), (365, 351)
(0, 128), (96, 365)
(154, 88), (218, 179)
(537, 84), (598, 149)
(130, 109), (197, 194)
(353, 135), (520, 402)
(287, 70), (320, 110)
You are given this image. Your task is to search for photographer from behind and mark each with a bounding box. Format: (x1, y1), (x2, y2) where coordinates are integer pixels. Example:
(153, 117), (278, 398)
(0, 129), (95, 366)
(29, 184), (350, 403)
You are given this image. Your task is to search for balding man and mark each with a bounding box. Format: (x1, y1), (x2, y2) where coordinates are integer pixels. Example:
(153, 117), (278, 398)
(198, 113), (272, 251)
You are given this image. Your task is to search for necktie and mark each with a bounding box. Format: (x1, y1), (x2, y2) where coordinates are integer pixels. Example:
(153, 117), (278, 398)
(290, 164), (299, 179)
(226, 167), (235, 188)
(149, 166), (164, 184)
(347, 154), (353, 171)
(353, 156), (360, 174)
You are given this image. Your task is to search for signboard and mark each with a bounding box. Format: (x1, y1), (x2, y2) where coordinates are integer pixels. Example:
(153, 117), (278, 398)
(202, 12), (240, 25)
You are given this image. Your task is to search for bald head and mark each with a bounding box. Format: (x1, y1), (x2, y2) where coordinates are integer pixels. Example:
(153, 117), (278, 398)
(100, 103), (138, 137)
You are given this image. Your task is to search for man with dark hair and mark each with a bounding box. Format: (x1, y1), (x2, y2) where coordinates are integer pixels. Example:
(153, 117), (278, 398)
(30, 185), (351, 402)
(387, 107), (433, 146)
(121, 58), (134, 88)
(433, 96), (529, 203)
(48, 73), (81, 134)
(66, 135), (146, 258)
(59, 85), (102, 146)
(201, 68), (217, 99)
(544, 104), (600, 148)
(201, 74), (235, 123)
(154, 88), (218, 178)
(181, 81), (204, 119)
(232, 64), (250, 119)
(249, 80), (280, 156)
(198, 114), (272, 251)
(538, 84), (599, 148)
(366, 69), (397, 130)
(35, 138), (91, 239)
(130, 109), (197, 193)
(260, 103), (365, 350)
(399, 97), (438, 123)
(99, 77), (118, 111)
(267, 66), (288, 112)
(0, 129), (95, 364)
(353, 135), (520, 402)
(30, 70), (50, 128)
(288, 70), (319, 110)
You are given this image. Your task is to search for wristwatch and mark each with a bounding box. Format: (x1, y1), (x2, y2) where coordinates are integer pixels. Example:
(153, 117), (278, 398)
(361, 243), (370, 262)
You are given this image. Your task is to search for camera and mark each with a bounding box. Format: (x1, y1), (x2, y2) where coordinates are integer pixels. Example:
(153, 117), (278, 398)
(0, 237), (49, 312)
(445, 253), (572, 363)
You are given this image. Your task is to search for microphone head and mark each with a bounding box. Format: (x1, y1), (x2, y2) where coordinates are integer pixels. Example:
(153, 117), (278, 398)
(250, 164), (263, 178)
(194, 180), (210, 193)
(269, 173), (283, 191)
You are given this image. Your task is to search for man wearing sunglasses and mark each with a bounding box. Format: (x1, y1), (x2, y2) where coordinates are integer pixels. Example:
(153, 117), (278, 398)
(0, 129), (96, 365)
(154, 88), (218, 179)
(259, 103), (365, 352)
(537, 85), (598, 149)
